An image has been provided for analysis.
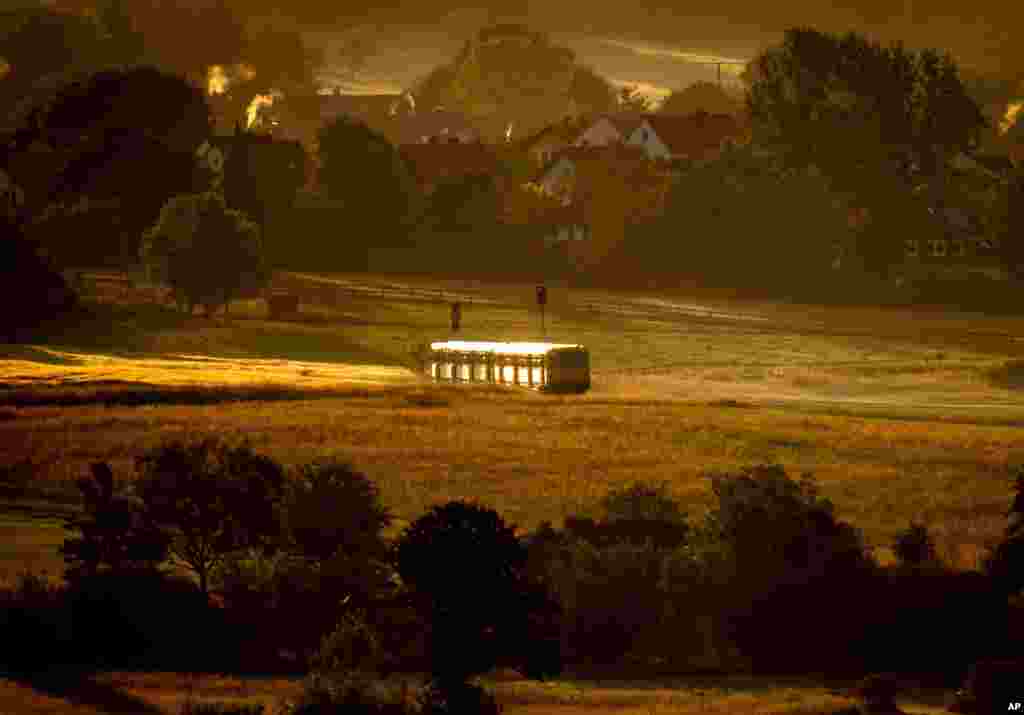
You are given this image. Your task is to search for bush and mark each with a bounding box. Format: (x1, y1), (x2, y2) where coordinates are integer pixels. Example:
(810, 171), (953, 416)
(0, 218), (78, 341)
(394, 500), (559, 684)
(141, 192), (267, 316)
(65, 570), (232, 671)
(698, 464), (875, 673)
(0, 571), (71, 673)
(893, 522), (939, 567)
(414, 679), (501, 715)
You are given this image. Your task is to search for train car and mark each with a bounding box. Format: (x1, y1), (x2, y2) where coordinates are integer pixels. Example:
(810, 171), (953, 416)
(418, 340), (590, 393)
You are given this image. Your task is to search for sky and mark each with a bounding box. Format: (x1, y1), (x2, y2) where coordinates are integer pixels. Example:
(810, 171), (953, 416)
(293, 1), (1020, 104)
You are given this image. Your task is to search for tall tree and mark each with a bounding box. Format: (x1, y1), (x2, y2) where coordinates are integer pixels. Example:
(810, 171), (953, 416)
(10, 65), (212, 266)
(317, 116), (420, 242)
(747, 28), (985, 275)
(135, 438), (286, 596)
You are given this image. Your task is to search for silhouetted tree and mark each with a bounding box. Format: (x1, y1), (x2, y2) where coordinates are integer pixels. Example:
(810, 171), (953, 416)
(60, 462), (170, 581)
(893, 521), (940, 567)
(395, 500), (562, 689)
(1001, 168), (1024, 281)
(0, 216), (77, 341)
(417, 172), (501, 237)
(140, 191), (266, 315)
(134, 438), (286, 596)
(984, 467), (1024, 598)
(317, 116), (420, 243)
(10, 65), (212, 267)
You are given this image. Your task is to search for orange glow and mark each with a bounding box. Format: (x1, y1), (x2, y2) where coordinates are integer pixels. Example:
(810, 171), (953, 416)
(207, 65), (228, 95)
(246, 93), (277, 129)
(1001, 101), (1023, 135)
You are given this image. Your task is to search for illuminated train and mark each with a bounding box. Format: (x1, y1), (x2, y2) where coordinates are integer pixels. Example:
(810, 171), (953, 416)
(418, 341), (591, 393)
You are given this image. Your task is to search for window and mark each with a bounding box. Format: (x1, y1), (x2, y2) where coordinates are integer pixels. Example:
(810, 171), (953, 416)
(952, 238), (966, 257)
(904, 239), (919, 257)
(930, 239), (947, 257)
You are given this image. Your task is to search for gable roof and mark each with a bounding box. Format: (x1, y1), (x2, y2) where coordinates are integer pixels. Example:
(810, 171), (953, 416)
(392, 110), (481, 145)
(399, 142), (500, 187)
(634, 112), (741, 156)
(533, 143), (649, 184)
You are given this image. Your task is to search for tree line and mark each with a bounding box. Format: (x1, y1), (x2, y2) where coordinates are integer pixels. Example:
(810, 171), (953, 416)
(3, 435), (1024, 711)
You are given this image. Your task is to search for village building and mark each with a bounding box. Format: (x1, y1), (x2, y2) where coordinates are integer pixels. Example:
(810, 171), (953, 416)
(398, 142), (501, 196)
(625, 111), (745, 162)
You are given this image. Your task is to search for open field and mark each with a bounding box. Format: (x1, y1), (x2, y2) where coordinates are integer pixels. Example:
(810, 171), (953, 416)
(3, 270), (1021, 712)
(0, 671), (958, 714)
(3, 271), (1024, 581)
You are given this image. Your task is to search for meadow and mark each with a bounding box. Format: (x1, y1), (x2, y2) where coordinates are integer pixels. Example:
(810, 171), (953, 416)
(2, 270), (1023, 713)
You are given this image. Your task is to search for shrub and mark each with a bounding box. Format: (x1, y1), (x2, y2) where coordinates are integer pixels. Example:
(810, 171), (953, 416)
(414, 679), (502, 715)
(141, 192), (267, 316)
(60, 461), (170, 581)
(0, 571), (71, 673)
(65, 570), (232, 671)
(699, 464), (875, 673)
(983, 467), (1024, 598)
(893, 521), (939, 567)
(394, 500), (559, 684)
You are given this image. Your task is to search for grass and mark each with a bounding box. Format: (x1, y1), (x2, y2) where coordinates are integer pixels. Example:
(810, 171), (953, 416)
(2, 270), (1024, 582)
(0, 671), (959, 714)
(0, 270), (1022, 713)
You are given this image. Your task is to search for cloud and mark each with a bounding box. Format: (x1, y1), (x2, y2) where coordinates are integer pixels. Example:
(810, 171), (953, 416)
(598, 38), (748, 74)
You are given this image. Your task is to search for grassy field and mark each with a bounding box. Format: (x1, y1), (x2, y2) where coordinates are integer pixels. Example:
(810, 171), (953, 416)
(0, 670), (959, 714)
(4, 269), (1021, 712)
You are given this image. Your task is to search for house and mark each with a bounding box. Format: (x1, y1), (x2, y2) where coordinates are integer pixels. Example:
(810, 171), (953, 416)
(903, 205), (996, 262)
(518, 117), (591, 167)
(625, 112), (743, 162)
(533, 143), (650, 200)
(543, 201), (589, 246)
(391, 110), (482, 145)
(398, 142), (500, 196)
(573, 113), (648, 149)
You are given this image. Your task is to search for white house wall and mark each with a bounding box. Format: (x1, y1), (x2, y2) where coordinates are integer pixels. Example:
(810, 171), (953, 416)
(626, 122), (672, 160)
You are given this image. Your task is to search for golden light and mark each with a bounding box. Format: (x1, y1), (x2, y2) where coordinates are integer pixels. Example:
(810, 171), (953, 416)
(430, 341), (582, 355)
(237, 63), (257, 82)
(1000, 101), (1023, 135)
(246, 93), (277, 129)
(207, 64), (228, 95)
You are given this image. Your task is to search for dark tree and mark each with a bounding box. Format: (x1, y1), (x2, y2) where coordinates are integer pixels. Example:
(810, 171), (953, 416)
(316, 116), (420, 242)
(984, 467), (1024, 598)
(60, 462), (170, 581)
(417, 172), (501, 237)
(747, 29), (984, 184)
(286, 459), (392, 567)
(395, 500), (561, 687)
(0, 216), (77, 340)
(134, 438), (286, 595)
(893, 522), (939, 567)
(1002, 168), (1024, 281)
(10, 65), (212, 267)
